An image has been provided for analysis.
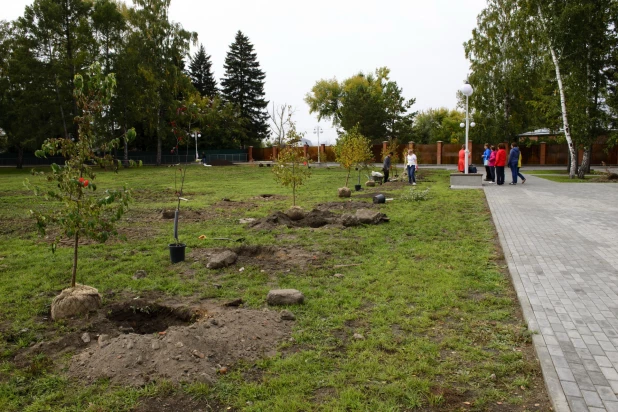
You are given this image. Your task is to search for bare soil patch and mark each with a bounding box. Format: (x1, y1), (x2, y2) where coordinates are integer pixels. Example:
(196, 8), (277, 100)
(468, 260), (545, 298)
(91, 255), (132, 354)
(189, 245), (324, 273)
(68, 306), (291, 386)
(15, 295), (292, 388)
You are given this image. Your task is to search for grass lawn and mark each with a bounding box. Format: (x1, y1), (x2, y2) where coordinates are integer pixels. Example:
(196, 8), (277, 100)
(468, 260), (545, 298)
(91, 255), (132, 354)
(0, 165), (550, 411)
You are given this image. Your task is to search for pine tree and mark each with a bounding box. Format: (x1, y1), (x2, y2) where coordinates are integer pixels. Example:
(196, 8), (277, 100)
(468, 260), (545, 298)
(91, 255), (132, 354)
(188, 44), (217, 97)
(221, 31), (269, 145)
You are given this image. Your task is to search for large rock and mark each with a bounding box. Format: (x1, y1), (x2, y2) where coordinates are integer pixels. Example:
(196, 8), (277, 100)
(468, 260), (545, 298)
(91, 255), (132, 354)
(286, 206), (305, 221)
(267, 289), (305, 305)
(365, 180), (375, 187)
(338, 187), (351, 198)
(207, 250), (238, 269)
(355, 208), (388, 224)
(340, 213), (360, 227)
(51, 284), (102, 320)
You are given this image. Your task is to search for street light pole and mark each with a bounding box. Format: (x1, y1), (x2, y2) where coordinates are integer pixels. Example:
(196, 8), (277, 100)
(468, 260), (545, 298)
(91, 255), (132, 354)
(313, 126), (323, 163)
(460, 81), (475, 174)
(193, 131), (201, 162)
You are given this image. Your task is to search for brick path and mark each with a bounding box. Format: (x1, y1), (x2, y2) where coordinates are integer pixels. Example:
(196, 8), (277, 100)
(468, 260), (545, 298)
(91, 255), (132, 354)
(484, 175), (618, 412)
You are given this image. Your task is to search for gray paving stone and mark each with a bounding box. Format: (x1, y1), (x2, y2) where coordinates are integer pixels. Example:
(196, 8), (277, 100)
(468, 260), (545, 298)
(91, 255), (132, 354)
(568, 395), (591, 412)
(598, 386), (618, 402)
(583, 390), (605, 408)
(485, 178), (618, 412)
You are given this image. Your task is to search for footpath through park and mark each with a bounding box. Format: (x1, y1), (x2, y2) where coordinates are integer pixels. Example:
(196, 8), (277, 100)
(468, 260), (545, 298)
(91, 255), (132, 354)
(485, 175), (618, 412)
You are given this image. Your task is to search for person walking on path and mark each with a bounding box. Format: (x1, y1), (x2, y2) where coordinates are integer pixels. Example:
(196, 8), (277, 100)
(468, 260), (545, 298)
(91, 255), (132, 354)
(482, 143), (492, 181)
(508, 143), (521, 185)
(495, 143), (507, 185)
(487, 145), (496, 183)
(383, 152), (392, 183)
(458, 145), (469, 173)
(405, 149), (417, 185)
(517, 150), (526, 184)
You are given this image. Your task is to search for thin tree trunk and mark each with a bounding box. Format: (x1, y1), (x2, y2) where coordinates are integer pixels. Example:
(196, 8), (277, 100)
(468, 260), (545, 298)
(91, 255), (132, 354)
(156, 107), (162, 166)
(537, 4), (577, 178)
(71, 232), (78, 288)
(578, 149), (591, 179)
(123, 104), (129, 167)
(54, 75), (69, 139)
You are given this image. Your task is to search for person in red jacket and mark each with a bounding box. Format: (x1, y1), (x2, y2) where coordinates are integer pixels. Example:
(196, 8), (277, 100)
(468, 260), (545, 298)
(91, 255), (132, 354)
(458, 144), (469, 173)
(495, 143), (507, 185)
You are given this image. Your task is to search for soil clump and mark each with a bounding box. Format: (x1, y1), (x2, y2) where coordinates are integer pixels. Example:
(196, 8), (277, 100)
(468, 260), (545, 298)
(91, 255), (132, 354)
(247, 202), (388, 230)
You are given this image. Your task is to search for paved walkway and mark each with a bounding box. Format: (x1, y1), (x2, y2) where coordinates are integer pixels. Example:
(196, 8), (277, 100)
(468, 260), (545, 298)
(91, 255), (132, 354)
(484, 175), (618, 412)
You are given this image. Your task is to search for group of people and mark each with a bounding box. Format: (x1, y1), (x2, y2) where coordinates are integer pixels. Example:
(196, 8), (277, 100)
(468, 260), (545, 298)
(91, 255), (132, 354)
(382, 149), (418, 185)
(458, 143), (526, 185)
(480, 143), (526, 185)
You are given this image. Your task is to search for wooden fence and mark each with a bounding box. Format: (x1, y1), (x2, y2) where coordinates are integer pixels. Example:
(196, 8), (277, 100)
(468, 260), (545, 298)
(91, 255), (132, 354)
(249, 141), (617, 166)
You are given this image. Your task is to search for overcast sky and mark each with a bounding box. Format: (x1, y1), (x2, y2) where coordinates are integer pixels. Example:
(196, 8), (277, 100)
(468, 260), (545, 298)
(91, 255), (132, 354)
(3, 0), (488, 145)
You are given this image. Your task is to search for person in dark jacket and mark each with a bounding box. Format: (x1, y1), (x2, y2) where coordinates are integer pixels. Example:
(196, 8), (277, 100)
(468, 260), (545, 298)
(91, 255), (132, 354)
(508, 143), (521, 185)
(383, 152), (393, 182)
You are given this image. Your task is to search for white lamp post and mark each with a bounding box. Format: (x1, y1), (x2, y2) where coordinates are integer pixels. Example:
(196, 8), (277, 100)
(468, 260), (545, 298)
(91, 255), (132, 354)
(313, 126), (323, 163)
(193, 131), (201, 162)
(460, 81), (475, 174)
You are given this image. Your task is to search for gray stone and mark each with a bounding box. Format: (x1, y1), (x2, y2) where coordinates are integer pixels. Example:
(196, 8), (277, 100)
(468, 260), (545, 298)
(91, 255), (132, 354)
(353, 333), (365, 340)
(98, 334), (110, 348)
(207, 250), (238, 269)
(333, 273), (344, 278)
(151, 340), (161, 350)
(51, 285), (101, 320)
(365, 180), (375, 187)
(340, 214), (360, 227)
(355, 208), (387, 224)
(337, 187), (351, 198)
(267, 289), (304, 305)
(81, 332), (91, 343)
(239, 218), (256, 224)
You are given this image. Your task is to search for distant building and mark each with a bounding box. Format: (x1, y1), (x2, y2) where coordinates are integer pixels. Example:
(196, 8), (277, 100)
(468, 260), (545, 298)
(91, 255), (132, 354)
(517, 128), (562, 141)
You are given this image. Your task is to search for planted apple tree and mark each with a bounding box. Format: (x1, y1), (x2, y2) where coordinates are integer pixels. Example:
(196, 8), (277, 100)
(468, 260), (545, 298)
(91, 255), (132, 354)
(28, 63), (137, 319)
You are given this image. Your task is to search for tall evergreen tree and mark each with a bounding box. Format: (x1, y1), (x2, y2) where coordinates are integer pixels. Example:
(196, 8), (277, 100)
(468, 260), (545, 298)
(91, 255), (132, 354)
(188, 44), (217, 97)
(221, 31), (269, 146)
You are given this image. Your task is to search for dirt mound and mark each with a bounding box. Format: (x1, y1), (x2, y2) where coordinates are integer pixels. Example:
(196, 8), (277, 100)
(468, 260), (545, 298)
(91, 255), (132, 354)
(189, 245), (323, 272)
(248, 207), (388, 230)
(68, 307), (292, 386)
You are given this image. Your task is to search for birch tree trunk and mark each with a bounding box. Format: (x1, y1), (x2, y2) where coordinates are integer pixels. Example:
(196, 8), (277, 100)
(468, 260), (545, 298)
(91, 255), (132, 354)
(538, 4), (577, 178)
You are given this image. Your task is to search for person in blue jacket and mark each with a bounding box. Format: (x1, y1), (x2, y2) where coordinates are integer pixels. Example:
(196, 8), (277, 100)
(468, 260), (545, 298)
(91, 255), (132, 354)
(482, 143), (492, 181)
(508, 142), (522, 185)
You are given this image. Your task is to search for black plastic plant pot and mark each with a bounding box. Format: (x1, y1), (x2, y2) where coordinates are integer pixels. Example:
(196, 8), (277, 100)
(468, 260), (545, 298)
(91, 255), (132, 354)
(373, 194), (386, 204)
(169, 243), (186, 263)
(355, 184), (362, 191)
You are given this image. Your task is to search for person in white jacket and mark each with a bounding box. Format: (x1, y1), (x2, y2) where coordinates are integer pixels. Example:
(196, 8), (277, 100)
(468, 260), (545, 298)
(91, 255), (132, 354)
(405, 149), (418, 185)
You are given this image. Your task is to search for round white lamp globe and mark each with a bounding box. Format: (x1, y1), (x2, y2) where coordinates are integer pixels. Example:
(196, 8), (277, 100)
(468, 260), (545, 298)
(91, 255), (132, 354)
(461, 83), (473, 97)
(460, 122), (465, 128)
(470, 122), (476, 128)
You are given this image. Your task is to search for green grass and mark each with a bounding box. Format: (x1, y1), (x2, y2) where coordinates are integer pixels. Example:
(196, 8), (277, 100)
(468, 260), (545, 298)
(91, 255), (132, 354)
(0, 165), (549, 411)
